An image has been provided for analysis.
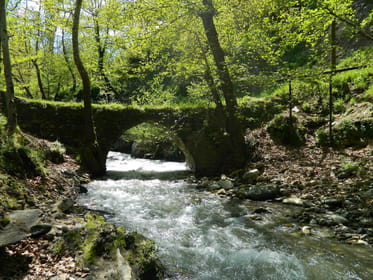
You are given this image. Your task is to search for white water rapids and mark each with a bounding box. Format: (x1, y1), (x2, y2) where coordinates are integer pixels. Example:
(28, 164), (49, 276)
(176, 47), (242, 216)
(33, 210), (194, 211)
(78, 152), (373, 280)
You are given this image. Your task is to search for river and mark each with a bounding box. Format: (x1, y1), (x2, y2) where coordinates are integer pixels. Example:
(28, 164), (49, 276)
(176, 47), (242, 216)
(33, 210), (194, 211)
(78, 151), (373, 280)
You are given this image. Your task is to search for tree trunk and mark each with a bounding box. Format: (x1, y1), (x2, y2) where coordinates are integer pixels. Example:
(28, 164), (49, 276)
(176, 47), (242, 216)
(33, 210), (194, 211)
(72, 0), (105, 176)
(199, 0), (247, 173)
(61, 30), (77, 93)
(32, 59), (47, 99)
(200, 0), (237, 112)
(0, 0), (17, 135)
(195, 33), (223, 109)
(329, 20), (337, 147)
(93, 18), (119, 98)
(13, 72), (34, 99)
(33, 4), (47, 100)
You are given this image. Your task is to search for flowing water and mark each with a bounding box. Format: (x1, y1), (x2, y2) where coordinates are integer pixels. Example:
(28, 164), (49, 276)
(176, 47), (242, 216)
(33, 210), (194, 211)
(79, 152), (373, 280)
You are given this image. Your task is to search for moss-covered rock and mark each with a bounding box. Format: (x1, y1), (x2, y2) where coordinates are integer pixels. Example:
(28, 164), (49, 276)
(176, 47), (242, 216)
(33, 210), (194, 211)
(51, 213), (164, 280)
(238, 97), (284, 129)
(267, 114), (306, 147)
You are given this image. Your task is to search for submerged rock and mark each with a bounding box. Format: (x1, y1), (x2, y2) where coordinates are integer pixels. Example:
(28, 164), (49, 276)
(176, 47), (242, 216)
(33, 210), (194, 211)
(216, 179), (234, 190)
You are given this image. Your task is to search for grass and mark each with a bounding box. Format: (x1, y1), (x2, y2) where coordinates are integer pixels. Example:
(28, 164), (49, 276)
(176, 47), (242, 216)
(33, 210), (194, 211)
(17, 96), (209, 112)
(332, 66), (373, 93)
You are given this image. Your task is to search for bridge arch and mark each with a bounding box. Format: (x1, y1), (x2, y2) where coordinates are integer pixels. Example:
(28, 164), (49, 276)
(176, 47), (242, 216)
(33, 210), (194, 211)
(99, 121), (196, 172)
(13, 98), (249, 177)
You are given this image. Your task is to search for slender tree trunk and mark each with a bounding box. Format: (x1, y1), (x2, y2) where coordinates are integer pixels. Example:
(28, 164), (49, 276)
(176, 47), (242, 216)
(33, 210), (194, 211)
(61, 30), (77, 93)
(0, 0), (17, 135)
(72, 0), (105, 176)
(288, 79), (292, 123)
(195, 34), (223, 109)
(199, 0), (247, 172)
(13, 73), (34, 98)
(93, 18), (118, 97)
(329, 20), (337, 147)
(200, 0), (237, 112)
(32, 59), (47, 99)
(33, 4), (47, 100)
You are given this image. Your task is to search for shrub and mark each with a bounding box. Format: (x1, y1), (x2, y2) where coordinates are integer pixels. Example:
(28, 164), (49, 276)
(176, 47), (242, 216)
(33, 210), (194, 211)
(0, 146), (42, 178)
(315, 128), (329, 147)
(316, 119), (371, 148)
(333, 98), (345, 114)
(336, 161), (360, 179)
(361, 84), (373, 102)
(267, 114), (306, 147)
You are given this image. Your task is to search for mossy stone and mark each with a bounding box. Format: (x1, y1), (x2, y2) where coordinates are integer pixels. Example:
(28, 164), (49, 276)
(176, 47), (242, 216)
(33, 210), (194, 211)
(267, 114), (306, 147)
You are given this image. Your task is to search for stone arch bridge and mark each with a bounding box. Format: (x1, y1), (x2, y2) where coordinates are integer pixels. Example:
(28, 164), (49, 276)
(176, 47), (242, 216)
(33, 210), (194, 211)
(13, 98), (254, 177)
(6, 97), (282, 176)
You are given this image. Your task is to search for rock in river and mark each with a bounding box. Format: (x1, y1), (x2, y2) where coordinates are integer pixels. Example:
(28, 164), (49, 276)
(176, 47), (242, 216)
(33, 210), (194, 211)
(319, 213), (349, 226)
(242, 169), (260, 184)
(243, 185), (281, 201)
(282, 197), (304, 206)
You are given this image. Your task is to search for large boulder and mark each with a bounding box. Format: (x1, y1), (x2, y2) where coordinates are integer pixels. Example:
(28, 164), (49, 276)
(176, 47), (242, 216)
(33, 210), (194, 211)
(0, 209), (42, 247)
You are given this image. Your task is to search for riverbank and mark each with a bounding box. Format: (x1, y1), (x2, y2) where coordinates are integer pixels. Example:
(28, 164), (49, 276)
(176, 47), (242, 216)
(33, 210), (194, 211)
(0, 137), (163, 280)
(198, 127), (373, 247)
(0, 128), (372, 279)
(0, 148), (86, 279)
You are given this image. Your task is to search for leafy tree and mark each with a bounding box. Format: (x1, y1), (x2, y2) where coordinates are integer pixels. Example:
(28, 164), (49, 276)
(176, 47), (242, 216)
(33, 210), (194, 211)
(0, 0), (17, 135)
(72, 0), (105, 176)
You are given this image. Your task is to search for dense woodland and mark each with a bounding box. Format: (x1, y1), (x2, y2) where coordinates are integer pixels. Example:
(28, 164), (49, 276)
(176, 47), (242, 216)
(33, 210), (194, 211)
(1, 0), (372, 169)
(0, 0), (371, 105)
(1, 0), (373, 279)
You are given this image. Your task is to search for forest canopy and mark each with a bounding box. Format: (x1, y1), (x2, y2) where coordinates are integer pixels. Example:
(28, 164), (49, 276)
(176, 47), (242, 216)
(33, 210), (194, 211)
(0, 0), (372, 106)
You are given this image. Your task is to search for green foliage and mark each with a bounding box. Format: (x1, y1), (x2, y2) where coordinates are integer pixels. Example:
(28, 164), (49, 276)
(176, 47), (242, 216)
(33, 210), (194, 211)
(0, 115), (43, 177)
(2, 0), (371, 107)
(122, 123), (184, 161)
(267, 114), (306, 147)
(238, 96), (284, 128)
(44, 141), (65, 164)
(0, 166), (31, 212)
(315, 128), (329, 147)
(333, 67), (373, 96)
(362, 84), (373, 102)
(339, 161), (359, 174)
(335, 120), (360, 147)
(336, 161), (367, 178)
(333, 98), (345, 114)
(0, 145), (42, 178)
(262, 79), (330, 114)
(316, 119), (370, 148)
